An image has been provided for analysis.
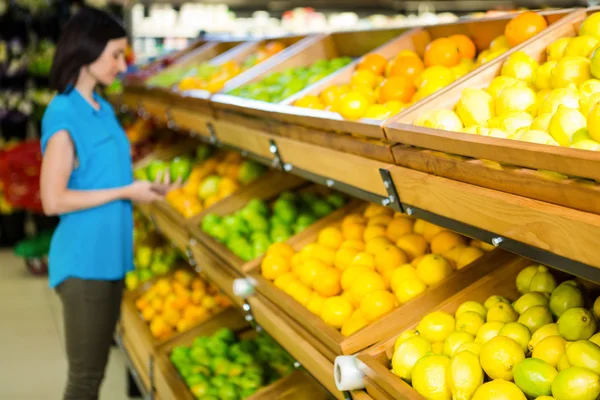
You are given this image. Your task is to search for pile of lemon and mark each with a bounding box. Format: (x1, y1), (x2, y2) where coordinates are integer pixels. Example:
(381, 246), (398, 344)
(415, 12), (600, 152)
(260, 203), (488, 336)
(391, 264), (600, 400)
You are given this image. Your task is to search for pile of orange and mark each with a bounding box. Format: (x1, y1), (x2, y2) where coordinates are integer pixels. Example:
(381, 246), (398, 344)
(260, 203), (491, 336)
(135, 269), (231, 340)
(293, 11), (548, 121)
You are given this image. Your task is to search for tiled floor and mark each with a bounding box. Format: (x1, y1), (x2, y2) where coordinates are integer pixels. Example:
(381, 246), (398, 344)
(0, 250), (131, 399)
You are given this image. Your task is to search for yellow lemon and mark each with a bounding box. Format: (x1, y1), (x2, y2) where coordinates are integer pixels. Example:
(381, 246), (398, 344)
(530, 113), (553, 131)
(456, 301), (487, 319)
(539, 86), (581, 114)
(456, 342), (483, 357)
(487, 76), (528, 100)
(535, 61), (558, 90)
(532, 335), (567, 367)
(500, 51), (538, 86)
(417, 311), (456, 343)
(320, 296), (354, 328)
(443, 331), (475, 357)
(391, 336), (432, 380)
(548, 105), (587, 146)
(421, 109), (464, 132)
(416, 254), (454, 286)
(394, 329), (419, 351)
(394, 278), (428, 304)
(472, 379), (526, 400)
(485, 295), (511, 310)
(359, 290), (396, 322)
(564, 35), (599, 57)
(449, 350), (484, 400)
(487, 303), (519, 323)
(528, 323), (560, 352)
(480, 336), (525, 380)
(340, 265), (371, 291)
(411, 354), (452, 399)
(348, 271), (386, 306)
(456, 88), (495, 127)
(341, 314), (368, 336)
(499, 322), (532, 353)
(546, 37), (571, 61)
(390, 264), (418, 291)
(475, 321), (506, 344)
(496, 86), (537, 116)
(551, 56), (592, 89)
(588, 102), (600, 142)
(396, 234), (429, 261)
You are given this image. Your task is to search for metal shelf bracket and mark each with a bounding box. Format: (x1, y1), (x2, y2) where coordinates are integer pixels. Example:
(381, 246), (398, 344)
(206, 122), (219, 145)
(185, 237), (198, 268)
(268, 139), (284, 170)
(379, 168), (403, 212)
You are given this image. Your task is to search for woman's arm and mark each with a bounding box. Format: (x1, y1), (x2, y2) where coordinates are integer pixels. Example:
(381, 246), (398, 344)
(40, 130), (161, 216)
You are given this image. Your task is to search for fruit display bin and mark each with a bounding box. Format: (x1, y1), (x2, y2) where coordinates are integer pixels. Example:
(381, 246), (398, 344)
(211, 10), (574, 143)
(154, 310), (331, 400)
(384, 8), (600, 182)
(120, 269), (247, 386)
(243, 202), (515, 359)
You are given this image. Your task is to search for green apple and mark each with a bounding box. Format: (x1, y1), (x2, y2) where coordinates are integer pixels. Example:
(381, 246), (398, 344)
(125, 271), (139, 291)
(169, 156), (192, 182)
(139, 269), (154, 282)
(135, 246), (153, 269)
(146, 160), (168, 182)
(198, 176), (221, 199)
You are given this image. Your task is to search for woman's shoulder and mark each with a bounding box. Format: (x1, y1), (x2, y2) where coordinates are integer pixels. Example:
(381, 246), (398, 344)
(43, 93), (77, 120)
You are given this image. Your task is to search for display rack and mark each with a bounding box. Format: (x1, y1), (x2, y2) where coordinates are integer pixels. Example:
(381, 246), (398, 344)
(113, 7), (600, 400)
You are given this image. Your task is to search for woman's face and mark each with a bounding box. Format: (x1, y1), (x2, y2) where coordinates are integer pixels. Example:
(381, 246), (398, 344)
(88, 37), (128, 85)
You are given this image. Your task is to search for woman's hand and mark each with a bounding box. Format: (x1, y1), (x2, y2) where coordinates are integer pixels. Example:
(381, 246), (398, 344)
(124, 181), (163, 203)
(151, 170), (182, 196)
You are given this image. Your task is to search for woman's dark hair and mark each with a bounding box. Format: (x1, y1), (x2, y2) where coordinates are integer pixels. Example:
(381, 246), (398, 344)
(50, 7), (126, 92)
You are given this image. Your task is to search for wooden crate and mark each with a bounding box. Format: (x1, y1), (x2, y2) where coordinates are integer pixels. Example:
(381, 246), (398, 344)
(186, 172), (308, 272)
(154, 309), (331, 400)
(392, 145), (600, 215)
(213, 10), (572, 141)
(244, 202), (516, 358)
(355, 254), (530, 400)
(384, 8), (600, 182)
(120, 268), (242, 384)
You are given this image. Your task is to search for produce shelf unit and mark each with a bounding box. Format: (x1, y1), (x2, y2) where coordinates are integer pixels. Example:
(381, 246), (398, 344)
(115, 7), (600, 400)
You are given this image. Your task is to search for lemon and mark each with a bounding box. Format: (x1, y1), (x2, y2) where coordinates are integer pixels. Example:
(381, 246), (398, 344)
(455, 342), (483, 357)
(488, 303), (519, 323)
(513, 358), (558, 398)
(551, 367), (600, 400)
(591, 46), (600, 80)
(390, 264), (418, 291)
(394, 329), (418, 351)
(487, 76), (528, 100)
(456, 88), (495, 127)
(550, 282), (585, 318)
(499, 322), (532, 353)
(578, 79), (600, 98)
(475, 321), (506, 344)
(516, 265), (544, 294)
(422, 109), (464, 132)
(443, 331), (474, 357)
(416, 254), (453, 286)
(449, 351), (484, 400)
(548, 106), (587, 146)
(494, 112), (533, 134)
(500, 52), (538, 86)
(529, 266), (557, 294)
(417, 311), (456, 343)
(590, 333), (600, 347)
(394, 278), (427, 304)
(558, 353), (571, 372)
(588, 103), (600, 142)
(529, 323), (560, 351)
(416, 65), (454, 89)
(462, 125), (480, 134)
(536, 396), (555, 400)
(485, 295), (511, 310)
(519, 306), (554, 334)
(517, 130), (560, 145)
(472, 379), (527, 400)
(564, 36), (600, 57)
(391, 335), (432, 381)
(539, 87), (581, 114)
(581, 12), (600, 40)
(514, 292), (550, 314)
(451, 58), (474, 80)
(571, 139), (600, 150)
(456, 301), (487, 319)
(432, 342), (444, 355)
(480, 336), (525, 380)
(341, 315), (368, 336)
(558, 308), (597, 341)
(580, 93), (600, 117)
(533, 336), (568, 368)
(594, 296), (600, 320)
(456, 311), (486, 336)
(536, 61), (558, 90)
(551, 57), (592, 89)
(496, 86), (537, 116)
(565, 340), (600, 375)
(490, 35), (510, 52)
(546, 37), (572, 61)
(411, 354), (451, 399)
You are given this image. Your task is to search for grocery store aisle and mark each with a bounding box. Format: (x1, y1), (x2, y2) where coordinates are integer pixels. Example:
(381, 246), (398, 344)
(0, 250), (129, 399)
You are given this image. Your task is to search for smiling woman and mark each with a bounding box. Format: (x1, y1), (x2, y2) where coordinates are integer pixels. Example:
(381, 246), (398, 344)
(39, 7), (171, 400)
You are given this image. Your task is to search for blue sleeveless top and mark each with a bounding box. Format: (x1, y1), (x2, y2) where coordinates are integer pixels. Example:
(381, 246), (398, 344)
(41, 89), (134, 288)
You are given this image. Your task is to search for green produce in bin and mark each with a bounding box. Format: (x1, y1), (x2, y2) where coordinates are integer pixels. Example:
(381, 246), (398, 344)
(14, 230), (54, 276)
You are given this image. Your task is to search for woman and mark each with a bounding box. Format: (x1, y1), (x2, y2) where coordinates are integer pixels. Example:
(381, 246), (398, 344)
(40, 8), (165, 400)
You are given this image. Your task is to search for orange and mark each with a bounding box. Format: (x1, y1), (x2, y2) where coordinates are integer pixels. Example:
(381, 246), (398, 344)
(172, 293), (191, 310)
(423, 222), (448, 242)
(299, 259), (329, 288)
(505, 11), (548, 48)
(318, 227), (344, 250)
(443, 245), (467, 268)
(380, 265), (397, 289)
(142, 307), (156, 322)
(320, 85), (349, 106)
(313, 267), (342, 297)
(365, 237), (392, 254)
(449, 34), (477, 60)
(149, 317), (169, 338)
(163, 307), (181, 327)
(176, 318), (195, 333)
(341, 315), (369, 336)
(261, 253), (291, 280)
(336, 92), (371, 120)
(358, 53), (388, 76)
(351, 252), (376, 270)
(190, 289), (205, 305)
(388, 55), (425, 82)
(456, 247), (485, 269)
(301, 243), (336, 266)
(321, 296), (354, 328)
(341, 265), (372, 291)
(411, 255), (425, 267)
(363, 225), (387, 242)
(379, 76), (416, 104)
(386, 217), (415, 242)
(306, 292), (327, 315)
(342, 213), (368, 226)
(430, 231), (467, 254)
(424, 38), (461, 68)
(288, 282), (313, 307)
(360, 290), (396, 322)
(364, 203), (394, 218)
(191, 278), (206, 292)
(351, 69), (379, 88)
(340, 239), (365, 252)
(334, 247), (359, 271)
(342, 223), (366, 241)
(396, 234), (429, 260)
(274, 272), (297, 291)
(413, 219), (426, 235)
(151, 297), (164, 312)
(265, 41), (285, 55)
(349, 271), (386, 306)
(367, 215), (393, 226)
(416, 254), (454, 286)
(375, 245), (408, 273)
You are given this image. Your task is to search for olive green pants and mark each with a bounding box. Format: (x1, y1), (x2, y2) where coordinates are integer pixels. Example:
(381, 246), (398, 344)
(56, 278), (124, 400)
